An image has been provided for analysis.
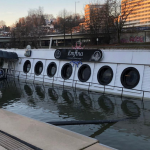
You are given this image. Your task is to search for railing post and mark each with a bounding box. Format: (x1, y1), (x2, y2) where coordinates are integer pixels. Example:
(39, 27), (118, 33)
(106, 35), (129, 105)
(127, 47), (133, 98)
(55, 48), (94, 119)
(88, 82), (90, 93)
(121, 87), (123, 98)
(75, 80), (77, 91)
(104, 85), (105, 94)
(142, 91), (144, 101)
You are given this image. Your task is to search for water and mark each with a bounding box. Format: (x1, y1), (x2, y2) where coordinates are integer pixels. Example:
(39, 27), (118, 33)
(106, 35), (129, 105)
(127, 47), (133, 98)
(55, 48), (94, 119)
(0, 79), (150, 150)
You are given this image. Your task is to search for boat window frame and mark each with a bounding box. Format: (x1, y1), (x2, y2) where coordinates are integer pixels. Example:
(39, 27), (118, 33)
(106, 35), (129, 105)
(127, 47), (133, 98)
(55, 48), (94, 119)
(34, 61), (43, 76)
(97, 66), (113, 85)
(23, 60), (31, 73)
(61, 63), (73, 80)
(78, 64), (91, 82)
(47, 62), (57, 78)
(121, 67), (140, 89)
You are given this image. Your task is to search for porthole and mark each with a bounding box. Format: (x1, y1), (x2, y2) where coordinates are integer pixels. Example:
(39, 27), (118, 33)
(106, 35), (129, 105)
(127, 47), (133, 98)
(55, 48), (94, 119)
(61, 63), (72, 80)
(121, 67), (140, 89)
(78, 64), (91, 82)
(97, 66), (113, 85)
(47, 62), (57, 77)
(23, 60), (31, 73)
(34, 61), (43, 76)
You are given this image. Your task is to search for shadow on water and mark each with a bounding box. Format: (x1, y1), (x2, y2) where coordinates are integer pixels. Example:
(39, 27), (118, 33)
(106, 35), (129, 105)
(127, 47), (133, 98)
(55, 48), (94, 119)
(0, 79), (150, 150)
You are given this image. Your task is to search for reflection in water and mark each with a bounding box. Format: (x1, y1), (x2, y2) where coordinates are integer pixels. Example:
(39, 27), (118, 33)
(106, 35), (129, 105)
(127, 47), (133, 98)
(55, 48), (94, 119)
(48, 88), (58, 101)
(35, 85), (45, 99)
(0, 80), (150, 150)
(0, 80), (21, 108)
(121, 100), (140, 117)
(79, 92), (92, 108)
(98, 95), (114, 114)
(24, 85), (33, 96)
(62, 90), (74, 104)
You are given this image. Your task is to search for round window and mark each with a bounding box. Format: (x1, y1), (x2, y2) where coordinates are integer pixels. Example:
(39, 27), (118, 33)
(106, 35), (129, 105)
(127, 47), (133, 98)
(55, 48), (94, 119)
(23, 60), (31, 73)
(61, 63), (72, 80)
(78, 64), (91, 82)
(97, 66), (113, 85)
(34, 61), (43, 76)
(121, 67), (140, 89)
(47, 62), (57, 77)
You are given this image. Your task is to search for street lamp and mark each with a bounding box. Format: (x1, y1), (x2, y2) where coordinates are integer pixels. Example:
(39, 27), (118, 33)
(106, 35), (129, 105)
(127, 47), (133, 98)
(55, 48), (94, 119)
(75, 1), (80, 20)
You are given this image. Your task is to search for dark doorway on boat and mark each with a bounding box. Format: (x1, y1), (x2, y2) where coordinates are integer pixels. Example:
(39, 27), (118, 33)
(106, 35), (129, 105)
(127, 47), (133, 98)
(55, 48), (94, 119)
(0, 58), (4, 68)
(34, 61), (43, 76)
(78, 64), (91, 82)
(61, 63), (72, 80)
(23, 60), (31, 73)
(97, 66), (113, 85)
(47, 62), (57, 78)
(121, 67), (140, 89)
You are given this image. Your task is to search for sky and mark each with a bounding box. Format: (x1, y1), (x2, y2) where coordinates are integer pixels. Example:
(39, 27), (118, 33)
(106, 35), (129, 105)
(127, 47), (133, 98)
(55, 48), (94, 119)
(0, 0), (105, 26)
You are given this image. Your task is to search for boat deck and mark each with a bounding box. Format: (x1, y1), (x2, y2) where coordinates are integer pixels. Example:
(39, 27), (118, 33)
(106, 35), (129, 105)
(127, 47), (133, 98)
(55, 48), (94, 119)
(0, 109), (114, 150)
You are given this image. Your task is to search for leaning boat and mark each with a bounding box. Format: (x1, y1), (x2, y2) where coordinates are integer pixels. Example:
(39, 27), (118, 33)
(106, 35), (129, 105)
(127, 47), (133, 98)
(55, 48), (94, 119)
(0, 46), (150, 99)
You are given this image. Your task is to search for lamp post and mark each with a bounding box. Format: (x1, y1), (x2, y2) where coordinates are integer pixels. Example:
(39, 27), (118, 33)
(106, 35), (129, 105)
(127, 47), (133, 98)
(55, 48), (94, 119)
(75, 1), (80, 21)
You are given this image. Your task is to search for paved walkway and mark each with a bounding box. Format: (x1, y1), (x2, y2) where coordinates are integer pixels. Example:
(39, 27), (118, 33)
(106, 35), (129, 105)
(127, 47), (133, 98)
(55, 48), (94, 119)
(0, 109), (115, 150)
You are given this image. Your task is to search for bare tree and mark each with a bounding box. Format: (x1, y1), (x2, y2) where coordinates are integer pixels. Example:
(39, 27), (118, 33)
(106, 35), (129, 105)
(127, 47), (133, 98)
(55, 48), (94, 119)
(11, 7), (46, 48)
(107, 0), (144, 43)
(84, 2), (115, 44)
(84, 0), (144, 44)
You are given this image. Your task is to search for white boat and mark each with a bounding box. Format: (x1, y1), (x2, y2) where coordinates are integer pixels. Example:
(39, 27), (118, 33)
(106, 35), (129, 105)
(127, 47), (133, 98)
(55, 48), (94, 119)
(0, 46), (150, 100)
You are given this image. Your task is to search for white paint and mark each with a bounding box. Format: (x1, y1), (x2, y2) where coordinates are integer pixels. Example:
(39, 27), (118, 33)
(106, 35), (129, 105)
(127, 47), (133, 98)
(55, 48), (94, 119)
(2, 48), (150, 99)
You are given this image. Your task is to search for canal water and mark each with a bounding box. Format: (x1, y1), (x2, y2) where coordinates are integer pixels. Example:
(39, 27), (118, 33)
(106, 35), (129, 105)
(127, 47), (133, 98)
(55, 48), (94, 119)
(0, 79), (150, 150)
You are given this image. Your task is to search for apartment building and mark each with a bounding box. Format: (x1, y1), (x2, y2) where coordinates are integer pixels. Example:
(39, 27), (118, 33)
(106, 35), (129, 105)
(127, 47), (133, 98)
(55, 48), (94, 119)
(84, 4), (107, 31)
(122, 0), (150, 28)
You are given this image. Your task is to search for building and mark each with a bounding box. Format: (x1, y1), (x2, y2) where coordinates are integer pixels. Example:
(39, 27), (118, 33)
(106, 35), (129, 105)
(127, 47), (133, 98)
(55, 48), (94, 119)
(84, 4), (107, 32)
(122, 0), (150, 28)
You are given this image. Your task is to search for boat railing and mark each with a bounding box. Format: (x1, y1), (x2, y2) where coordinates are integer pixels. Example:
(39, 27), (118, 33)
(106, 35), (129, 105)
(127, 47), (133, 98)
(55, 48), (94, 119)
(6, 69), (150, 101)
